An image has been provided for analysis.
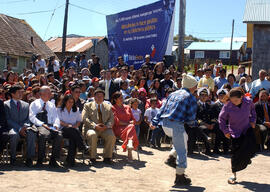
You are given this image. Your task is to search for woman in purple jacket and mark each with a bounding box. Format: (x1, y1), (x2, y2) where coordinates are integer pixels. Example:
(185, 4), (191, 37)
(219, 88), (257, 184)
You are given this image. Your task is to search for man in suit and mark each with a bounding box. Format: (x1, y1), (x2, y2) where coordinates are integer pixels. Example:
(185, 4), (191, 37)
(82, 88), (116, 164)
(4, 84), (36, 166)
(99, 70), (119, 101)
(255, 90), (270, 150)
(195, 88), (222, 155)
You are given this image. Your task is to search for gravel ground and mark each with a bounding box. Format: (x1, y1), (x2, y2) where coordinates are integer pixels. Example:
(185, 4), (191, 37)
(0, 144), (270, 192)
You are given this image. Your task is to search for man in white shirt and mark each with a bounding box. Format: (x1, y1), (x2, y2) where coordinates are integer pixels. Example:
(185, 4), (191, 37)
(29, 86), (62, 167)
(35, 55), (46, 73)
(250, 70), (270, 98)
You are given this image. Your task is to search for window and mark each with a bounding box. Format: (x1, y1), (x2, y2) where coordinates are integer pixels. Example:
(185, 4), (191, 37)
(6, 55), (19, 69)
(219, 51), (230, 59)
(195, 51), (204, 59)
(25, 58), (32, 69)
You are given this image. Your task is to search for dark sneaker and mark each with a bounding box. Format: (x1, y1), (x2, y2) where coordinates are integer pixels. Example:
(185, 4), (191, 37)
(103, 158), (113, 165)
(89, 158), (96, 166)
(25, 159), (33, 167)
(164, 155), (176, 168)
(49, 159), (59, 168)
(63, 160), (75, 167)
(174, 174), (191, 186)
(35, 159), (43, 167)
(10, 158), (16, 166)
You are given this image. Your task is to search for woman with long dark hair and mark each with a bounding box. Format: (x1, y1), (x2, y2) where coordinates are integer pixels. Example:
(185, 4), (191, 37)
(219, 88), (257, 184)
(111, 91), (139, 161)
(153, 62), (164, 80)
(39, 75), (48, 86)
(150, 79), (162, 100)
(57, 94), (88, 166)
(3, 71), (15, 86)
(137, 76), (148, 93)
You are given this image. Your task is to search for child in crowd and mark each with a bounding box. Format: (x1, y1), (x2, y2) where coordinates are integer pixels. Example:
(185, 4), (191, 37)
(144, 98), (164, 148)
(79, 82), (88, 101)
(130, 98), (142, 138)
(120, 80), (130, 99)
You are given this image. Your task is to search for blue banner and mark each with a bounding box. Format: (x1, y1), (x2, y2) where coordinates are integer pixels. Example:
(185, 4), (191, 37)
(106, 0), (175, 69)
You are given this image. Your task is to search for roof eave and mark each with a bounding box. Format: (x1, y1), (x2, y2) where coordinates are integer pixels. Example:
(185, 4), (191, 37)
(243, 21), (270, 24)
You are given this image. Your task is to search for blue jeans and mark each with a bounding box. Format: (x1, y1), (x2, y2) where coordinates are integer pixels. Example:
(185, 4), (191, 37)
(150, 125), (165, 146)
(163, 119), (188, 172)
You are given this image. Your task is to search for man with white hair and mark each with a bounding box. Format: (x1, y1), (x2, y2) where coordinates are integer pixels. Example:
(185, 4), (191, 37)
(151, 73), (198, 186)
(250, 70), (270, 98)
(29, 86), (62, 167)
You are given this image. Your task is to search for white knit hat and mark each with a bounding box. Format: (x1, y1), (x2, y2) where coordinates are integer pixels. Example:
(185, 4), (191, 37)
(181, 73), (198, 89)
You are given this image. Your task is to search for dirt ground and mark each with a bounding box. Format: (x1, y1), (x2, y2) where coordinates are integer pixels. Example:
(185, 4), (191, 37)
(1, 144), (270, 192)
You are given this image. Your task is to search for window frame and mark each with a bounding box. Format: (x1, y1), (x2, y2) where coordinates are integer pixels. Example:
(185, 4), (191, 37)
(194, 51), (205, 59)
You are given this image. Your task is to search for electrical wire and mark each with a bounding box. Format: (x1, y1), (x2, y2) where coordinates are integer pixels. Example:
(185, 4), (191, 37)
(16, 4), (65, 15)
(43, 0), (61, 40)
(0, 0), (33, 4)
(69, 3), (107, 16)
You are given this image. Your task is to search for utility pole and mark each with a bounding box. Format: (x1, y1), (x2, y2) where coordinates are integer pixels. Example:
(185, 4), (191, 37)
(62, 0), (69, 61)
(178, 0), (186, 72)
(229, 19), (235, 66)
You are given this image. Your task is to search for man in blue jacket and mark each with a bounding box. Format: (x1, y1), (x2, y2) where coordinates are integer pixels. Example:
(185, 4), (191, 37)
(151, 73), (198, 186)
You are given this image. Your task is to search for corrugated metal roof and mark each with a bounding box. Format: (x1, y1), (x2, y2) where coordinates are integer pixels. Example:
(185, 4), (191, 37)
(186, 42), (244, 51)
(45, 36), (105, 53)
(243, 0), (270, 24)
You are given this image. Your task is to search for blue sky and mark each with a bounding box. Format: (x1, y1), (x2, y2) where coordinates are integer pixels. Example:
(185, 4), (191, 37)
(0, 0), (247, 41)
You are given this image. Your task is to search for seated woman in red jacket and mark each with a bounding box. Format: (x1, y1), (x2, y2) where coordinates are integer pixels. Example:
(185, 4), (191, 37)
(111, 91), (139, 161)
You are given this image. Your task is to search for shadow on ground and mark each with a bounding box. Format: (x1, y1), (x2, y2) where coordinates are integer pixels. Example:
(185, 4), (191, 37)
(170, 185), (206, 192)
(237, 181), (270, 192)
(187, 153), (219, 161)
(91, 153), (147, 170)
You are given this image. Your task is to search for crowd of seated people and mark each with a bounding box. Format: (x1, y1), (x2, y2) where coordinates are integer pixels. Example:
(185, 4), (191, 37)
(0, 55), (270, 168)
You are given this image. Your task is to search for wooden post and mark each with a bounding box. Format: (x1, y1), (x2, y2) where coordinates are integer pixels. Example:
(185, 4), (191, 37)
(178, 0), (186, 72)
(62, 0), (69, 61)
(229, 19), (235, 66)
(231, 65), (234, 74)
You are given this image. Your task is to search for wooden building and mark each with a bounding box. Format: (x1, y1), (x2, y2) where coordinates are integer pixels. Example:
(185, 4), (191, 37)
(0, 14), (56, 73)
(243, 0), (270, 79)
(186, 41), (245, 65)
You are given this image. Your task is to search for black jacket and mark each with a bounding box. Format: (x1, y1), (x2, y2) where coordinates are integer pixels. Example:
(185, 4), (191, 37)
(255, 101), (270, 124)
(0, 100), (8, 134)
(196, 101), (216, 125)
(99, 79), (120, 101)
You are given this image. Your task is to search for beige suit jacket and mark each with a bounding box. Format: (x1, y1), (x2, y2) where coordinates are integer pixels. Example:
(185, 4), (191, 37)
(82, 101), (114, 136)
